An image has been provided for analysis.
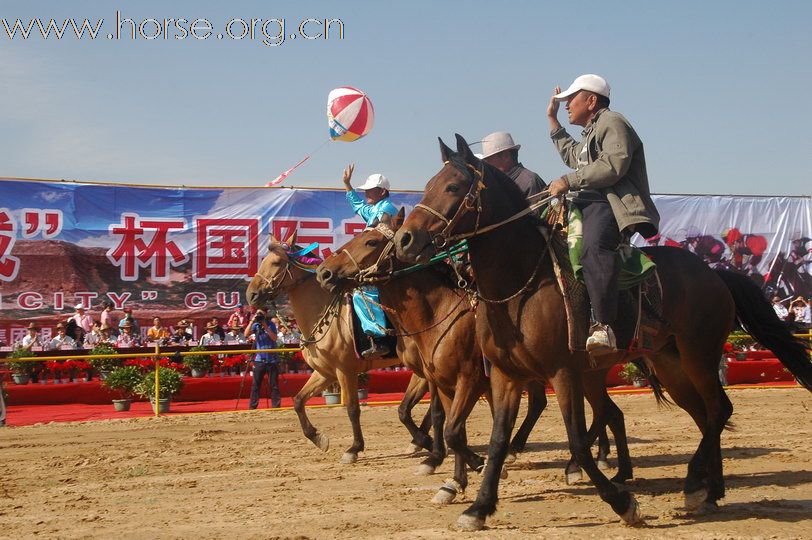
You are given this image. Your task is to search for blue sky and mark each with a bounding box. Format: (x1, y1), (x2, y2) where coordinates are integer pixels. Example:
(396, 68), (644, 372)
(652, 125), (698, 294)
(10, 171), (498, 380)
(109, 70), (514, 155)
(0, 0), (810, 196)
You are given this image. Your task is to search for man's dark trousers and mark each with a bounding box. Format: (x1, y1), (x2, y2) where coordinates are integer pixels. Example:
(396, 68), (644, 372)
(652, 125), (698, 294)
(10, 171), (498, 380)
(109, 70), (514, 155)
(249, 361), (281, 409)
(578, 199), (621, 325)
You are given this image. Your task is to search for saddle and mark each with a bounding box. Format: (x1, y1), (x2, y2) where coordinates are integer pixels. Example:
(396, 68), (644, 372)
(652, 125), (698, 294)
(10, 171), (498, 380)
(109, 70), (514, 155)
(544, 202), (663, 354)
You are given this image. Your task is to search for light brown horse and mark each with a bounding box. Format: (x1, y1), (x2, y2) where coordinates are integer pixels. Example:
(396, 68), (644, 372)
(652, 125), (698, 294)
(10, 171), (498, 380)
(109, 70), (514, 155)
(316, 210), (633, 503)
(246, 233), (436, 465)
(394, 134), (812, 530)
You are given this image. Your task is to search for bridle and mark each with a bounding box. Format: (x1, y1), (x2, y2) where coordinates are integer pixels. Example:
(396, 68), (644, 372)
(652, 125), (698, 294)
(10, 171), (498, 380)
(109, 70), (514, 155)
(412, 159), (555, 249)
(253, 247), (316, 297)
(338, 222), (398, 284)
(413, 160), (486, 249)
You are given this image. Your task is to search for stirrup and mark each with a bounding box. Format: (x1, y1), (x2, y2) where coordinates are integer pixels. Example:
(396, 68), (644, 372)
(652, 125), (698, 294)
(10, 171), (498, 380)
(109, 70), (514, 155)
(586, 323), (617, 355)
(361, 338), (390, 358)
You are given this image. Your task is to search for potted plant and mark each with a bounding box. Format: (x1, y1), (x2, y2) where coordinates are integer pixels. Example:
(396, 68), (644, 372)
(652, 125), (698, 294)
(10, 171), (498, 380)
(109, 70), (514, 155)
(182, 345), (212, 378)
(88, 343), (123, 379)
(102, 366), (142, 411)
(6, 347), (35, 385)
(619, 362), (647, 387)
(322, 381), (341, 405)
(135, 366), (184, 413)
(727, 331), (755, 360)
(357, 371), (370, 400)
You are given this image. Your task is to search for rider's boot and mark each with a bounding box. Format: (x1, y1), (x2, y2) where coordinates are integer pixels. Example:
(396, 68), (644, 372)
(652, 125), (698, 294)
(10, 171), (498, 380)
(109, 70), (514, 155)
(586, 323), (617, 355)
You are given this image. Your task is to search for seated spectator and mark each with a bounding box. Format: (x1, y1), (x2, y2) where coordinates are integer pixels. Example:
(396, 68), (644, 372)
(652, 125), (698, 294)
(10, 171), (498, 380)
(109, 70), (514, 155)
(100, 300), (119, 337)
(20, 322), (42, 351)
(119, 307), (140, 335)
(100, 325), (117, 344)
(226, 304), (248, 330)
(210, 317), (226, 340)
(171, 319), (194, 343)
(50, 323), (77, 350)
(224, 322), (247, 345)
(772, 295), (789, 320)
(84, 321), (104, 347)
(146, 317), (171, 343)
(200, 322), (222, 346)
(72, 304), (94, 335)
(116, 321), (140, 348)
(790, 296), (811, 326)
(65, 318), (85, 346)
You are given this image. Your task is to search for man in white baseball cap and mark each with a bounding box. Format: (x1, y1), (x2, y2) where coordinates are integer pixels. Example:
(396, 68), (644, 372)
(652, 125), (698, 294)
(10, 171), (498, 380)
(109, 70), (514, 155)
(341, 164), (398, 358)
(546, 74), (659, 354)
(479, 131), (546, 198)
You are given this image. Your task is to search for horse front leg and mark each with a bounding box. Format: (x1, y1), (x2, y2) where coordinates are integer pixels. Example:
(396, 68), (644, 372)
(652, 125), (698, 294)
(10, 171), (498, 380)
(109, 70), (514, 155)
(398, 373), (433, 454)
(457, 366), (522, 531)
(416, 383), (446, 475)
(293, 371), (333, 451)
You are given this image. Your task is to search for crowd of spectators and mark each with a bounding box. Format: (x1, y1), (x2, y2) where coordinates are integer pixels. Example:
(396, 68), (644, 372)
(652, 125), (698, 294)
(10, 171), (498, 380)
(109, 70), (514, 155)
(11, 302), (303, 352)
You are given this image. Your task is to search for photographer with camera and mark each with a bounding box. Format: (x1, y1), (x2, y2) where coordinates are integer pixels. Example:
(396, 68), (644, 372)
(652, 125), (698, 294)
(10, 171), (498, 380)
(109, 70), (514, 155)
(243, 308), (280, 409)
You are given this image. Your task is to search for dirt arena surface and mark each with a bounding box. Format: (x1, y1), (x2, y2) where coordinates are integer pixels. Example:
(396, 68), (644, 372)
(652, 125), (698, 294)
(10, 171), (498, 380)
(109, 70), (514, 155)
(1, 388), (810, 539)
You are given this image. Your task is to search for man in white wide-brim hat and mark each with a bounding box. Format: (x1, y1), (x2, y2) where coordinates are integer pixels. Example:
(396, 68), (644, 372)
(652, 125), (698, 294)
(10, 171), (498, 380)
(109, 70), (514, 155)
(546, 74), (659, 354)
(479, 132), (546, 198)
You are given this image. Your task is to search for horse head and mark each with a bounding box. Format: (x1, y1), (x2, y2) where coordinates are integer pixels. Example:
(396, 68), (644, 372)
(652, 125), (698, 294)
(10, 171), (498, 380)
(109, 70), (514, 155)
(245, 230), (303, 308)
(317, 208), (406, 292)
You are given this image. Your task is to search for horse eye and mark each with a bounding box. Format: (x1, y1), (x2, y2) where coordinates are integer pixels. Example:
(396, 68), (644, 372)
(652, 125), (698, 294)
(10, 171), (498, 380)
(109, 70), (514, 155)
(365, 239), (379, 248)
(446, 184), (460, 193)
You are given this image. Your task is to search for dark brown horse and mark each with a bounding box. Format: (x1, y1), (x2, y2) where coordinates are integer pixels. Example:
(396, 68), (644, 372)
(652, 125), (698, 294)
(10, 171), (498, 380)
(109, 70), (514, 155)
(246, 234), (439, 465)
(394, 134), (812, 530)
(316, 210), (633, 503)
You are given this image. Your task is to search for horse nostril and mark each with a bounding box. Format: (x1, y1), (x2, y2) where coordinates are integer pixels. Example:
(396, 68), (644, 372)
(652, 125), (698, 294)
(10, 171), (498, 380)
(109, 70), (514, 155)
(320, 269), (333, 283)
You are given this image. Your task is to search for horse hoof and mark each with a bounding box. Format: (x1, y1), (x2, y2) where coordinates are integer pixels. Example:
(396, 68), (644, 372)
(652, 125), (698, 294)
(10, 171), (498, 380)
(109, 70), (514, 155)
(313, 433), (330, 452)
(684, 488), (708, 512)
(597, 459), (610, 471)
(566, 469), (583, 485)
(456, 514), (485, 532)
(620, 493), (645, 527)
(404, 443), (422, 455)
(415, 463), (436, 476)
(431, 479), (462, 505)
(504, 452), (518, 464)
(340, 452), (358, 464)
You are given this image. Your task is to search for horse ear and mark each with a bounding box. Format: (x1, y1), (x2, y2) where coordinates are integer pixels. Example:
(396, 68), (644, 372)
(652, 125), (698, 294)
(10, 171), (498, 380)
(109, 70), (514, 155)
(370, 217), (380, 227)
(455, 133), (475, 163)
(438, 137), (453, 163)
(285, 230), (298, 247)
(379, 213), (392, 225)
(392, 207), (406, 229)
(268, 234), (277, 251)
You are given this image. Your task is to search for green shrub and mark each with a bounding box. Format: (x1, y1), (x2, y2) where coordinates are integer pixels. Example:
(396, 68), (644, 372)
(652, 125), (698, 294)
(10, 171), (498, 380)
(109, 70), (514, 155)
(182, 345), (212, 373)
(135, 367), (184, 400)
(726, 331), (755, 351)
(6, 347), (37, 376)
(619, 362), (644, 384)
(357, 371), (370, 389)
(89, 343), (123, 373)
(102, 366), (143, 399)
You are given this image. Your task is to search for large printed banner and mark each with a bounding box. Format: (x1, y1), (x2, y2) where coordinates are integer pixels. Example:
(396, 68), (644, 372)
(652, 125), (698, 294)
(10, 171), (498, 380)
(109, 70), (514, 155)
(0, 178), (810, 343)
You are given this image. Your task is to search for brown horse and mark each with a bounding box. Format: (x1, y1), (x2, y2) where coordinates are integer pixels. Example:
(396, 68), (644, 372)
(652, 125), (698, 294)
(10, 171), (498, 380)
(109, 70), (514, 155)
(394, 134), (812, 530)
(316, 210), (634, 502)
(245, 233), (438, 465)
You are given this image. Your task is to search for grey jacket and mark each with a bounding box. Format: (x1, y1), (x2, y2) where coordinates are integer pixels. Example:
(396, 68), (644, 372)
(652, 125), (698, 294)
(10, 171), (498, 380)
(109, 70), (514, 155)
(551, 109), (659, 237)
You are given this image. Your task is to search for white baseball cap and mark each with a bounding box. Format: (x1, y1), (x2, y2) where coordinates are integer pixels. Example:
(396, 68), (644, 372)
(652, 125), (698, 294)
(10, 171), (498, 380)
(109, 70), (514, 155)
(75, 304), (85, 310)
(480, 132), (520, 159)
(356, 173), (390, 191)
(554, 74), (611, 101)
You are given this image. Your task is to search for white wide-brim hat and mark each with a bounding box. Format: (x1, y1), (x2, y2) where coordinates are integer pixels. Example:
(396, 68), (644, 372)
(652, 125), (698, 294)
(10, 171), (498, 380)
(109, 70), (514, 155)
(356, 173), (390, 191)
(554, 74), (611, 101)
(480, 132), (520, 159)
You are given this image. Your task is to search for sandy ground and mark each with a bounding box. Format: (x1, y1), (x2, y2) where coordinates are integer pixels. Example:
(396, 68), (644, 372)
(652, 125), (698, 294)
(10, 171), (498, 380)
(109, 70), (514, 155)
(0, 388), (810, 540)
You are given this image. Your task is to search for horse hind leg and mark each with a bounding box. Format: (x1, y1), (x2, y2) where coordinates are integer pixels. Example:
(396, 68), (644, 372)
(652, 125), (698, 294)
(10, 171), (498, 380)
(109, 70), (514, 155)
(398, 374), (433, 454)
(293, 371), (334, 452)
(335, 368), (364, 464)
(416, 384), (447, 475)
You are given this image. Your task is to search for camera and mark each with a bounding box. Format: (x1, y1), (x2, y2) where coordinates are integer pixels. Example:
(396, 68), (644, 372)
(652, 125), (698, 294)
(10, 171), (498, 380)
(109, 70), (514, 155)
(255, 312), (265, 322)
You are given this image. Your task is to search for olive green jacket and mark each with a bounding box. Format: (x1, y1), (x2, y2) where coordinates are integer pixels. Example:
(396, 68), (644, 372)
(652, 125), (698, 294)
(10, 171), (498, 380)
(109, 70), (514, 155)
(551, 109), (659, 237)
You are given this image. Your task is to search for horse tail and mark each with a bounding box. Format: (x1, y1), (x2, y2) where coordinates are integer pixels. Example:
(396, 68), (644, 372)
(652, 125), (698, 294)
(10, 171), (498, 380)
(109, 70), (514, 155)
(714, 268), (812, 391)
(632, 359), (672, 406)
